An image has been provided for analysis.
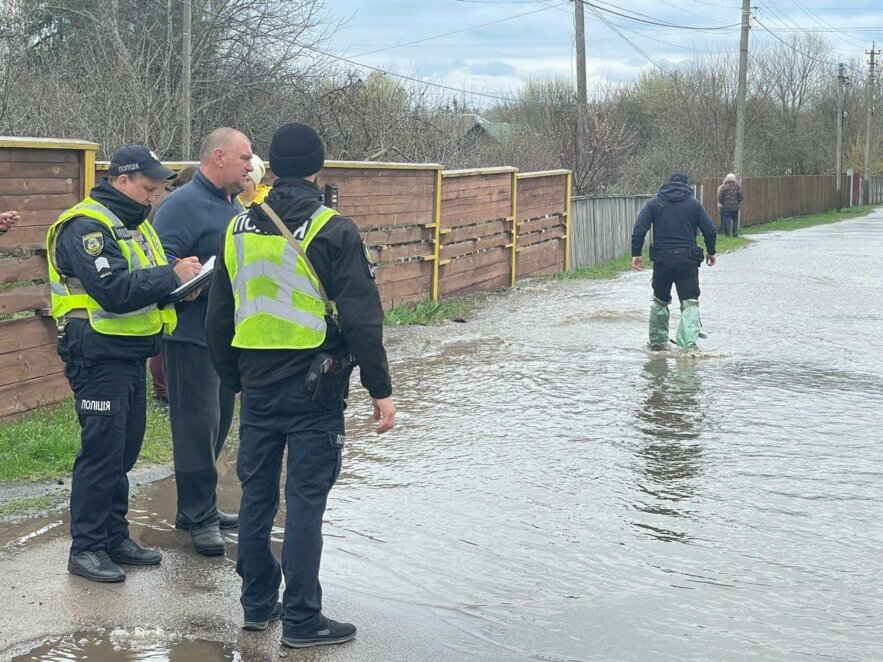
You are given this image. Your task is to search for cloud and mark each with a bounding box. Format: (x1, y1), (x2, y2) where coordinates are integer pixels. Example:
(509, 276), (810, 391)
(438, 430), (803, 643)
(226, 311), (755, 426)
(467, 61), (518, 77)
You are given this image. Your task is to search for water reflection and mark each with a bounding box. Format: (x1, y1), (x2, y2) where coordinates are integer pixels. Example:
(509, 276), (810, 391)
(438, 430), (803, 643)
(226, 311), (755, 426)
(632, 357), (705, 542)
(13, 632), (239, 662)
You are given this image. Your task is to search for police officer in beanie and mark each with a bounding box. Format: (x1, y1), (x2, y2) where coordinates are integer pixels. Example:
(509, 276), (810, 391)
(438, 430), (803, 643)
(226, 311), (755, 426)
(206, 122), (395, 648)
(631, 171), (717, 350)
(46, 146), (202, 583)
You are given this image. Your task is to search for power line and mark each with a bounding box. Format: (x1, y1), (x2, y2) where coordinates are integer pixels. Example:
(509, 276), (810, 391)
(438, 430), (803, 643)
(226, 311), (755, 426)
(353, 2), (568, 57)
(574, 0), (741, 31)
(753, 16), (863, 74)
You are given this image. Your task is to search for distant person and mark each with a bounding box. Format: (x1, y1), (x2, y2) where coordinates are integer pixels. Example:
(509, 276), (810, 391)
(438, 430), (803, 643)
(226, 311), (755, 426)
(147, 166), (198, 406)
(631, 171), (717, 351)
(718, 173), (743, 237)
(238, 154), (271, 207)
(153, 128), (252, 556)
(0, 210), (20, 234)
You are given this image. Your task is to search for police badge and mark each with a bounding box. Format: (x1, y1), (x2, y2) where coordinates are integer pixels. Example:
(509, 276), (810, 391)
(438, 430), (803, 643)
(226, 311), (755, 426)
(82, 232), (104, 256)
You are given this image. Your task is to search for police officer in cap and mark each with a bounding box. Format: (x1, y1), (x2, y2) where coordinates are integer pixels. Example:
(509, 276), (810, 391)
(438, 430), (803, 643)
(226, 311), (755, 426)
(631, 171), (717, 350)
(206, 122), (395, 648)
(47, 146), (202, 583)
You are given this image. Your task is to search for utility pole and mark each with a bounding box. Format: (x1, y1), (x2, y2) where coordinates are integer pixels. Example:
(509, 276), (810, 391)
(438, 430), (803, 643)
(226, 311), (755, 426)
(733, 0), (751, 178)
(863, 44), (878, 204)
(574, 0), (587, 105)
(836, 63), (847, 207)
(182, 0), (192, 160)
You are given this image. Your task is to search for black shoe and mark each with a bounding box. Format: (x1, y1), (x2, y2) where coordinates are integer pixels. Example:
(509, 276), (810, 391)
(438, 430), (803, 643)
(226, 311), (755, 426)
(243, 601), (283, 632)
(281, 617), (357, 649)
(68, 550), (126, 583)
(191, 525), (225, 557)
(175, 511), (238, 531)
(108, 538), (162, 566)
(218, 511), (238, 530)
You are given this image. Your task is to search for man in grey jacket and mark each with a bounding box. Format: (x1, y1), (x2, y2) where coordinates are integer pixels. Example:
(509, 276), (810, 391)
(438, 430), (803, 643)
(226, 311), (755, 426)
(153, 128), (253, 556)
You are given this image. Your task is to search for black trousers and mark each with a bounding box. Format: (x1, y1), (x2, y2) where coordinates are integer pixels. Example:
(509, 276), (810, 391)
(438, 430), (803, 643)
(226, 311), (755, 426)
(721, 209), (740, 237)
(652, 255), (700, 303)
(66, 358), (146, 555)
(163, 341), (235, 528)
(236, 371), (345, 637)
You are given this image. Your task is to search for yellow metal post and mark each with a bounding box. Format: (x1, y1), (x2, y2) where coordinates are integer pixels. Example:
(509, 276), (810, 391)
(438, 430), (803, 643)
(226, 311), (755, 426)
(564, 171), (573, 272)
(83, 147), (97, 198)
(431, 167), (443, 301)
(510, 171), (519, 286)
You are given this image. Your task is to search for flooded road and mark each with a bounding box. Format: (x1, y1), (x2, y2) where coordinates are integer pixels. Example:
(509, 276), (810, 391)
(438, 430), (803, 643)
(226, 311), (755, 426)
(3, 211), (883, 661)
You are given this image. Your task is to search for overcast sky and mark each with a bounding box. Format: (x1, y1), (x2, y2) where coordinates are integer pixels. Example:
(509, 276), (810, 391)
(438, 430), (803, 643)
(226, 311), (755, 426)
(321, 0), (883, 105)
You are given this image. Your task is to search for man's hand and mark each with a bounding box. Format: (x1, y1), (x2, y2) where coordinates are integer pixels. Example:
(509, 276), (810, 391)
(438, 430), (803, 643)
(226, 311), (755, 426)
(372, 397), (396, 434)
(706, 254), (717, 267)
(0, 210), (20, 233)
(173, 256), (201, 283)
(183, 286), (203, 301)
(631, 256), (644, 271)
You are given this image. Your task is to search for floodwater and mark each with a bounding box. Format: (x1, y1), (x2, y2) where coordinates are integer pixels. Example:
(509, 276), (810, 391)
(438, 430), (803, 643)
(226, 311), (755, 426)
(3, 211), (883, 661)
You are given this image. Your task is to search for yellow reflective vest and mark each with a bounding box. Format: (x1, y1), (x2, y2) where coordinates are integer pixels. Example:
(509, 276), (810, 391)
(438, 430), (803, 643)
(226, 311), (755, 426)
(46, 198), (177, 336)
(224, 205), (338, 349)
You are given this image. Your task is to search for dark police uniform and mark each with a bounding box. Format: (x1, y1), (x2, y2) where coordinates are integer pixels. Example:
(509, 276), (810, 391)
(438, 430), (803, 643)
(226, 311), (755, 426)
(631, 174), (717, 348)
(206, 175), (392, 643)
(48, 167), (178, 581)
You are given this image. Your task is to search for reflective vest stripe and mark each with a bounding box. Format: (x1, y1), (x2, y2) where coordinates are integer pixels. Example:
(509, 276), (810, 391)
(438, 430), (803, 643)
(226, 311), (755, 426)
(226, 205), (337, 350)
(46, 198), (176, 336)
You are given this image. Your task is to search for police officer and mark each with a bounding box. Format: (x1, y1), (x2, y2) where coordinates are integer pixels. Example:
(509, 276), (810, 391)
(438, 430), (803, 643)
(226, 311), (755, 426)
(206, 122), (395, 648)
(631, 171), (718, 350)
(47, 146), (201, 583)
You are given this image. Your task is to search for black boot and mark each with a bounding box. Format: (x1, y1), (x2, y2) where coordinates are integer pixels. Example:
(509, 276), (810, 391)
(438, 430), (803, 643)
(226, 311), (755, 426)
(175, 510), (238, 531)
(191, 525), (225, 557)
(243, 601), (283, 632)
(108, 538), (162, 566)
(68, 550), (126, 583)
(281, 616), (357, 649)
(218, 510), (238, 530)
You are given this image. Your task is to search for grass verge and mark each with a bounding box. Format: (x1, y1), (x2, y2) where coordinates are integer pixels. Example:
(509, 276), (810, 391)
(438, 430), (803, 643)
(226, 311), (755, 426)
(384, 296), (479, 325)
(0, 494), (54, 516)
(0, 395), (172, 483)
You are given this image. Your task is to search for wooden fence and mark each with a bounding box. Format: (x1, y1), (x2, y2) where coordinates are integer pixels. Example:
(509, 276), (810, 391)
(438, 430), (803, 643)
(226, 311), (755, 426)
(868, 176), (883, 204)
(699, 175), (847, 227)
(0, 138), (98, 419)
(0, 141), (571, 418)
(570, 195), (653, 269)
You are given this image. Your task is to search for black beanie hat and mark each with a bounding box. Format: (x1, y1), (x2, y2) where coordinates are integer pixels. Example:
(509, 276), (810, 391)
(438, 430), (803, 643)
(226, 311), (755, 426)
(670, 170), (689, 185)
(269, 122), (325, 178)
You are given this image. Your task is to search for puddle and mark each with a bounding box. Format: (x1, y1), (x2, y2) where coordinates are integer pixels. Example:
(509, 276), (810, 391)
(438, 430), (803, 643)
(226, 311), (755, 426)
(13, 629), (239, 661)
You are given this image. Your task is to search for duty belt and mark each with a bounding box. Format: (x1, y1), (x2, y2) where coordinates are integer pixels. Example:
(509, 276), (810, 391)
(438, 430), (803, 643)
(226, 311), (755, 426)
(655, 247), (692, 256)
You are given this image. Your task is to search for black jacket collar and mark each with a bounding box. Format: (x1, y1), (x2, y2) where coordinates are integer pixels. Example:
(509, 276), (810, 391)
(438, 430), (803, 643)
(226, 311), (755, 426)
(90, 179), (150, 229)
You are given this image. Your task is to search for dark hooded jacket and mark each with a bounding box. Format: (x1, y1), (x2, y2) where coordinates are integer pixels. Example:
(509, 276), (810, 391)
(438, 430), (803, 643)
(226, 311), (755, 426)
(205, 177), (392, 399)
(631, 180), (717, 257)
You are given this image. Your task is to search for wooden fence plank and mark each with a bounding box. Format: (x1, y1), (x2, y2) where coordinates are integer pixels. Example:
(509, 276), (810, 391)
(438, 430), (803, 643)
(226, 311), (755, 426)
(0, 343), (63, 388)
(0, 371), (70, 419)
(0, 255), (47, 284)
(0, 284), (49, 314)
(0, 177), (77, 195)
(0, 316), (57, 352)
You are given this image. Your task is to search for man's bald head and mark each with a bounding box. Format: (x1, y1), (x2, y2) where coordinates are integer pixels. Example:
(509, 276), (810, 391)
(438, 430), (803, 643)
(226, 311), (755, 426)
(198, 127), (253, 197)
(199, 127), (248, 164)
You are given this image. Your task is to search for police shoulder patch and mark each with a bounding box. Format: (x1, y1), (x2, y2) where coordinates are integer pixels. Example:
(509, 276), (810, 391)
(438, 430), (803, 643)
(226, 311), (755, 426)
(82, 232), (104, 256)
